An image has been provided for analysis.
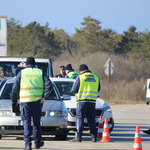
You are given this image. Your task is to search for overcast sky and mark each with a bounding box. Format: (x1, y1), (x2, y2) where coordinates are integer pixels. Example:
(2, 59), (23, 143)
(1, 0), (150, 35)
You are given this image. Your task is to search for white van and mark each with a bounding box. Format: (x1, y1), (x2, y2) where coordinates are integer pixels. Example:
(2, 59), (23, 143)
(0, 57), (53, 82)
(145, 79), (150, 105)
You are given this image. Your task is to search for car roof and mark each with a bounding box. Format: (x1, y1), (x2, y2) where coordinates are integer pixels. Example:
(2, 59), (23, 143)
(50, 77), (75, 82)
(0, 57), (50, 63)
(1, 77), (75, 84)
(3, 78), (56, 84)
(2, 78), (74, 85)
(3, 78), (15, 83)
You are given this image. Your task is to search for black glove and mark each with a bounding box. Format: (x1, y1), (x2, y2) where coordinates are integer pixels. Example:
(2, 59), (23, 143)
(12, 103), (20, 113)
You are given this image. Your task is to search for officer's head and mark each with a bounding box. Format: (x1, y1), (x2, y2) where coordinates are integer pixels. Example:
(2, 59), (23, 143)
(79, 64), (89, 74)
(26, 57), (35, 66)
(65, 64), (72, 74)
(59, 66), (66, 76)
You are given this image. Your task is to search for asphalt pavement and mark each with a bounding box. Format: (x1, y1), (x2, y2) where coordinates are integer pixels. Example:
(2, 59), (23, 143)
(0, 104), (150, 150)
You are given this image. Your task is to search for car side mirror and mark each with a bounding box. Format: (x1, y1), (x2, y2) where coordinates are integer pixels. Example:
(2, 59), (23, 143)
(62, 95), (71, 100)
(143, 85), (146, 90)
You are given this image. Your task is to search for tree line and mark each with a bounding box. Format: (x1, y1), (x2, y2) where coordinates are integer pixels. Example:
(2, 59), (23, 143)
(7, 16), (150, 102)
(7, 16), (150, 61)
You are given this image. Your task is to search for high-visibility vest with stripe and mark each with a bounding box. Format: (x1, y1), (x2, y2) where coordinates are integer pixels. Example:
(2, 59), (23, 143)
(20, 68), (44, 103)
(67, 71), (79, 79)
(75, 72), (99, 103)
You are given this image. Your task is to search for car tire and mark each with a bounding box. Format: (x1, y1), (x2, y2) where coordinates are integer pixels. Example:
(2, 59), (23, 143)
(109, 118), (114, 133)
(147, 102), (149, 105)
(55, 134), (67, 140)
(0, 135), (2, 140)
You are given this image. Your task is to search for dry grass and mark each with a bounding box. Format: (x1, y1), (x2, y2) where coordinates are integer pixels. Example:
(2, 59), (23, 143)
(53, 51), (148, 103)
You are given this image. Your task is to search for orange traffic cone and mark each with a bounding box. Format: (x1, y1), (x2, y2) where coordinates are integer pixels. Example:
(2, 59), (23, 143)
(97, 115), (103, 138)
(99, 118), (113, 142)
(133, 126), (142, 150)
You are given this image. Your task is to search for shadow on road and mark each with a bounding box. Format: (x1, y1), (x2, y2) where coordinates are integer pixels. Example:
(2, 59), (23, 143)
(110, 122), (150, 142)
(1, 121), (149, 143)
(0, 147), (21, 149)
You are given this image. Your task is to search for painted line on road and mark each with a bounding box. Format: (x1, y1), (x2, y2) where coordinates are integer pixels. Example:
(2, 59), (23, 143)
(110, 142), (124, 150)
(116, 112), (122, 114)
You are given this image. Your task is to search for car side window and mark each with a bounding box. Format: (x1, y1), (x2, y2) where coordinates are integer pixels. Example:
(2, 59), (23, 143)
(45, 85), (60, 100)
(0, 79), (7, 90)
(1, 83), (13, 99)
(1, 83), (60, 100)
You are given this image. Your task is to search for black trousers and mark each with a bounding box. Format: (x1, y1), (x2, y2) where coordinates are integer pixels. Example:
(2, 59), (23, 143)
(21, 100), (43, 146)
(76, 102), (97, 139)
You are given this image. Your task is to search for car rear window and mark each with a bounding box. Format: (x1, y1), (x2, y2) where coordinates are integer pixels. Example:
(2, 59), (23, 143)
(1, 83), (60, 100)
(53, 81), (75, 96)
(0, 62), (49, 82)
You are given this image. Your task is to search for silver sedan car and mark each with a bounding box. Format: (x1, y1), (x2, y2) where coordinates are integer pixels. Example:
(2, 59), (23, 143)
(0, 78), (69, 140)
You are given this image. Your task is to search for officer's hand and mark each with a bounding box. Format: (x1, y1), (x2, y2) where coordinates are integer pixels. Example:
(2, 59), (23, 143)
(12, 102), (20, 113)
(16, 103), (19, 108)
(40, 98), (45, 103)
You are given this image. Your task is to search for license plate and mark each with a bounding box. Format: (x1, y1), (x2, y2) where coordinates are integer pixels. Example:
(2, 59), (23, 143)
(18, 120), (42, 126)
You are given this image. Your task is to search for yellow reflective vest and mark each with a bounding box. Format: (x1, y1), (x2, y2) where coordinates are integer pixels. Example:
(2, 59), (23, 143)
(75, 72), (99, 103)
(67, 71), (79, 79)
(20, 68), (44, 103)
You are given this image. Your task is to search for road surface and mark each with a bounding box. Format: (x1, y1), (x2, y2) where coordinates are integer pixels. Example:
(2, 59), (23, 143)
(0, 104), (150, 150)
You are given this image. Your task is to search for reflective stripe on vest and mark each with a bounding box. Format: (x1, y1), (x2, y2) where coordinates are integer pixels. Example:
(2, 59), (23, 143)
(20, 68), (44, 103)
(75, 72), (99, 103)
(67, 71), (79, 79)
(20, 87), (44, 91)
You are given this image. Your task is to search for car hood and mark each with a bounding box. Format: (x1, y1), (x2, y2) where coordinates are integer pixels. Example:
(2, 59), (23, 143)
(42, 100), (63, 111)
(0, 100), (63, 111)
(0, 100), (12, 110)
(63, 96), (77, 108)
(63, 96), (109, 109)
(95, 98), (109, 108)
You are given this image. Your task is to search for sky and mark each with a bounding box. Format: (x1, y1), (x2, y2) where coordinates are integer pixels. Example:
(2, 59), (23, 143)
(1, 0), (150, 35)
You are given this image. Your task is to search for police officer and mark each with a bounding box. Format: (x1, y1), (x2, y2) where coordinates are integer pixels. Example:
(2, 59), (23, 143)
(69, 64), (101, 142)
(11, 57), (52, 150)
(65, 64), (79, 79)
(57, 65), (66, 78)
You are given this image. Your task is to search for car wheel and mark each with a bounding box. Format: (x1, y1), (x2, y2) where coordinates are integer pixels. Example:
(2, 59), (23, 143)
(147, 102), (149, 105)
(55, 134), (67, 140)
(109, 118), (114, 133)
(0, 135), (2, 140)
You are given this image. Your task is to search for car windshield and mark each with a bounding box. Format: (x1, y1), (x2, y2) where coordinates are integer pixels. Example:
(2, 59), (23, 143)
(1, 83), (60, 100)
(53, 81), (75, 96)
(0, 62), (49, 82)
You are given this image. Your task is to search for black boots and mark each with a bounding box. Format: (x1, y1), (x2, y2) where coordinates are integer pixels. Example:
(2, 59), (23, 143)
(23, 141), (44, 150)
(69, 137), (97, 142)
(23, 146), (32, 150)
(35, 141), (44, 149)
(69, 138), (81, 142)
(143, 129), (150, 134)
(91, 138), (97, 142)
